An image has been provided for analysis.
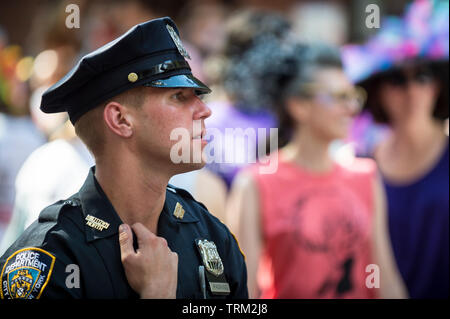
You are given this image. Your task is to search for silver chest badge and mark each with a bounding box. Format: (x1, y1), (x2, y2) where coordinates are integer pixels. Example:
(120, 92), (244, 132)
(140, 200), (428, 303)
(196, 239), (224, 277)
(196, 239), (230, 295)
(166, 24), (191, 60)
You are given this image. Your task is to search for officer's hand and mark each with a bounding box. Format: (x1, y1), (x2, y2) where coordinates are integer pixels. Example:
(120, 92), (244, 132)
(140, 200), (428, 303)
(119, 223), (178, 299)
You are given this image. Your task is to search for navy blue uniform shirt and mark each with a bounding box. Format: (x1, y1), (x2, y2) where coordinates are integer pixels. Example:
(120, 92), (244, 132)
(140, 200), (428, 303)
(0, 167), (248, 299)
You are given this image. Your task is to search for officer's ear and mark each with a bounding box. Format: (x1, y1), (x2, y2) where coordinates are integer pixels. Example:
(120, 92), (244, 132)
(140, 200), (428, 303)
(103, 101), (134, 138)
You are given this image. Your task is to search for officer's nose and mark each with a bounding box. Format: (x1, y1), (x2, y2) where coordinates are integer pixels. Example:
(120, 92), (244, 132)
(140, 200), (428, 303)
(194, 98), (212, 120)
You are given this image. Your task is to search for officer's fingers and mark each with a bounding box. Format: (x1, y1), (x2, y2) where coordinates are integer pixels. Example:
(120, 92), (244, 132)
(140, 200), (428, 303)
(169, 251), (178, 285)
(171, 251), (179, 269)
(119, 224), (135, 261)
(131, 222), (157, 248)
(157, 236), (169, 249)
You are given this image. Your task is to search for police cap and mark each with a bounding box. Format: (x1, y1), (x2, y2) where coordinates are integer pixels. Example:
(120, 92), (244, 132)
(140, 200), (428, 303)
(40, 17), (211, 124)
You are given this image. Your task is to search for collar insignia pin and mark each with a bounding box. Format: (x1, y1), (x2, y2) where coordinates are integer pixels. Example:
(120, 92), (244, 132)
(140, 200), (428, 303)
(173, 202), (185, 219)
(85, 215), (110, 231)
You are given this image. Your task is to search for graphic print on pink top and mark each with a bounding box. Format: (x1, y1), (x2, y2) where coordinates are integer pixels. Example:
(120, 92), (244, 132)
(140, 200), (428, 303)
(248, 155), (377, 298)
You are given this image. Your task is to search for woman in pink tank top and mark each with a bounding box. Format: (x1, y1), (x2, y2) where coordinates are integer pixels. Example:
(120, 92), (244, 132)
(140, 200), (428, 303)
(227, 43), (407, 299)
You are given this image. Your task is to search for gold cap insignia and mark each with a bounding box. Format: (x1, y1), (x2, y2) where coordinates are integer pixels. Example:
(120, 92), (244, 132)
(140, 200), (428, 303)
(85, 215), (110, 231)
(173, 202), (185, 219)
(128, 72), (138, 83)
(196, 239), (224, 277)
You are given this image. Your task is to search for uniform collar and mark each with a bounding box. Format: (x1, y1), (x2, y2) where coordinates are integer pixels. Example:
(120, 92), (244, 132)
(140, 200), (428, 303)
(78, 167), (123, 242)
(163, 187), (199, 224)
(78, 167), (198, 243)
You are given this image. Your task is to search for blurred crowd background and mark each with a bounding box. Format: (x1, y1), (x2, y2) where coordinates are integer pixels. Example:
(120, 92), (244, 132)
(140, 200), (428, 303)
(0, 0), (448, 299)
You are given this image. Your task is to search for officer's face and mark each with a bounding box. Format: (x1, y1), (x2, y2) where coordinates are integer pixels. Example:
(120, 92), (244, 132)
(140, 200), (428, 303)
(130, 86), (212, 174)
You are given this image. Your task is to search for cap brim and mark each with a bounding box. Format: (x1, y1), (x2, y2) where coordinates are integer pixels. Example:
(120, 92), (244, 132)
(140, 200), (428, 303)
(144, 74), (211, 94)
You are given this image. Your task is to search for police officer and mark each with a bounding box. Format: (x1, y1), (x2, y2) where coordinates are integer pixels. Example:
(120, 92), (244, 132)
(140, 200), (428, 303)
(0, 17), (248, 299)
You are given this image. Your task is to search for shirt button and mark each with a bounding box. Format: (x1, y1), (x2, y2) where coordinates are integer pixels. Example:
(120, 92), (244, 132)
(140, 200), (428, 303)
(64, 200), (78, 207)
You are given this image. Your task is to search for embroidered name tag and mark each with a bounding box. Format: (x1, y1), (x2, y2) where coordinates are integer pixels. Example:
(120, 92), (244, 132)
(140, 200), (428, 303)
(1, 247), (56, 299)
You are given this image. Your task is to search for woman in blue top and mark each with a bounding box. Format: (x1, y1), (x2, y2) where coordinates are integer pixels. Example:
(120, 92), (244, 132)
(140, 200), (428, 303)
(343, 0), (449, 298)
(374, 61), (449, 298)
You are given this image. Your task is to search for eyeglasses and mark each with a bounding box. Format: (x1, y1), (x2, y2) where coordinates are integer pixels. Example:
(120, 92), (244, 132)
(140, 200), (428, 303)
(383, 67), (435, 87)
(299, 84), (367, 113)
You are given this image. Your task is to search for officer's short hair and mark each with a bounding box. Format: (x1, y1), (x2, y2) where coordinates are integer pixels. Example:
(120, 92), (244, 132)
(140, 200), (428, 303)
(74, 86), (147, 157)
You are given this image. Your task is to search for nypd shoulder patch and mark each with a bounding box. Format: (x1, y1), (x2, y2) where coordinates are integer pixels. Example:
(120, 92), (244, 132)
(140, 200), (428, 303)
(1, 247), (56, 299)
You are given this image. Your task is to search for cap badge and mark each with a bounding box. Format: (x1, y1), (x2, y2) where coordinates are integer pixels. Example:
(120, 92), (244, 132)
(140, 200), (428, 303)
(173, 202), (185, 219)
(85, 215), (110, 231)
(166, 24), (191, 60)
(128, 72), (138, 83)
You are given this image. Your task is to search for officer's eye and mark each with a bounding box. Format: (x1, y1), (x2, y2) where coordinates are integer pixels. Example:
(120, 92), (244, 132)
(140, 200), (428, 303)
(172, 91), (187, 102)
(196, 92), (206, 101)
